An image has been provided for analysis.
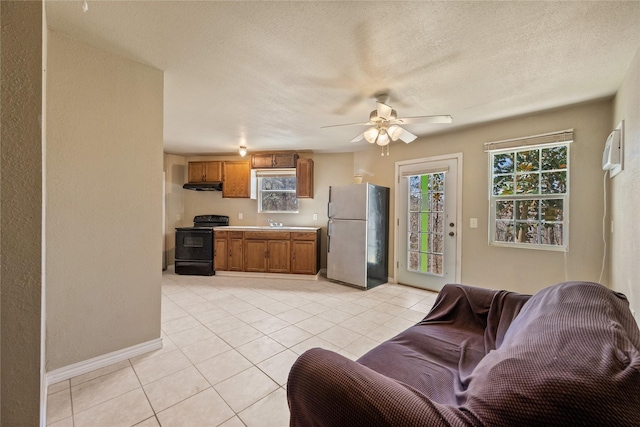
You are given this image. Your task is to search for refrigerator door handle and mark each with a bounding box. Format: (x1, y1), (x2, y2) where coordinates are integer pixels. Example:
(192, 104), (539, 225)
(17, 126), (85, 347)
(327, 202), (333, 219)
(327, 220), (332, 253)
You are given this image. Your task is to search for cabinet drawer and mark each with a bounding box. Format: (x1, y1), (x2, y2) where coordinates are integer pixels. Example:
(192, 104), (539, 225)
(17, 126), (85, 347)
(229, 231), (244, 238)
(291, 231), (317, 241)
(215, 231), (228, 238)
(244, 231), (291, 240)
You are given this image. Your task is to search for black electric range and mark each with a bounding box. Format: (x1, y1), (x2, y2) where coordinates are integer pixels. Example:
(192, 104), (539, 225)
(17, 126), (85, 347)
(175, 214), (229, 276)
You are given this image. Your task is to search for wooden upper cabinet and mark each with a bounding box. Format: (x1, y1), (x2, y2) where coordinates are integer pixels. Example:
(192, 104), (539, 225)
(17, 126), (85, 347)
(222, 161), (251, 198)
(188, 161), (222, 183)
(251, 152), (299, 169)
(296, 158), (314, 199)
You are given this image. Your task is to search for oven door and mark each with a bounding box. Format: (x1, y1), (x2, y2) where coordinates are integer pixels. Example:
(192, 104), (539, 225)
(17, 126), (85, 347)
(175, 228), (213, 261)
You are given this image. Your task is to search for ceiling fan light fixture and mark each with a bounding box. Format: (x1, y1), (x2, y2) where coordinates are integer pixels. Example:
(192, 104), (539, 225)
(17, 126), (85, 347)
(388, 125), (403, 141)
(376, 129), (390, 146)
(364, 127), (379, 144)
(239, 146), (247, 157)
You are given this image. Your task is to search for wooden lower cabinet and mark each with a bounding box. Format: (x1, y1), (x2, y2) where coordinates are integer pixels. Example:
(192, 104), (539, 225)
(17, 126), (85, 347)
(214, 231), (228, 271)
(214, 229), (320, 275)
(228, 232), (244, 271)
(244, 239), (268, 272)
(291, 240), (317, 274)
(267, 240), (291, 273)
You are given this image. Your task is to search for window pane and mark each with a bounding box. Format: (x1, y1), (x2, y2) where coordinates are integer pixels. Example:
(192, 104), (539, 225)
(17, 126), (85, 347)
(495, 220), (514, 242)
(541, 223), (563, 245)
(542, 146), (567, 171)
(409, 251), (419, 271)
(496, 201), (514, 220)
(420, 232), (428, 251)
(409, 233), (419, 251)
(261, 177), (296, 191)
(515, 200), (539, 221)
(541, 171), (567, 194)
(433, 233), (443, 253)
(431, 255), (443, 275)
(494, 153), (514, 174)
(516, 173), (539, 194)
(409, 193), (420, 211)
(432, 192), (444, 212)
(432, 212), (444, 233)
(261, 192), (298, 212)
(409, 176), (420, 192)
(515, 222), (539, 244)
(431, 173), (445, 192)
(409, 212), (420, 232)
(542, 199), (563, 221)
(516, 150), (540, 172)
(493, 175), (514, 195)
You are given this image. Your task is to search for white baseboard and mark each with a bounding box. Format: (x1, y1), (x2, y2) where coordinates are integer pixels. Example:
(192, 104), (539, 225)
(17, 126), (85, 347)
(45, 338), (163, 386)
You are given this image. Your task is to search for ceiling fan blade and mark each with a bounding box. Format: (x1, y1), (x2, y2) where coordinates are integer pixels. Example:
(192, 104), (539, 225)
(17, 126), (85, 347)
(396, 115), (453, 125)
(350, 133), (365, 143)
(376, 102), (393, 120)
(320, 121), (372, 129)
(398, 128), (418, 143)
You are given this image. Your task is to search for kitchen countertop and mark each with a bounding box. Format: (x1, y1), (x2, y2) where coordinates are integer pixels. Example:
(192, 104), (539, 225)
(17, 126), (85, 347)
(213, 226), (321, 231)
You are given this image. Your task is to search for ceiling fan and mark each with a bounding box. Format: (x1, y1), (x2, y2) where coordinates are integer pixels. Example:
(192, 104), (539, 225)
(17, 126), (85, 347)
(322, 93), (452, 152)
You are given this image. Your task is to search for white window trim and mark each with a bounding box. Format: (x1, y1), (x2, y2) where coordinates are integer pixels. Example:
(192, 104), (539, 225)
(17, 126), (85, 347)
(487, 137), (571, 252)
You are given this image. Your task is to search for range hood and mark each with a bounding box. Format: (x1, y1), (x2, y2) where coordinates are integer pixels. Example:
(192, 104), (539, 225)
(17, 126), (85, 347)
(183, 182), (223, 191)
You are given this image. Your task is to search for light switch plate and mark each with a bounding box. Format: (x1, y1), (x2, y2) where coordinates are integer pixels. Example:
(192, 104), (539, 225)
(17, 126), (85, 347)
(313, 213), (318, 220)
(470, 218), (478, 229)
(238, 213), (243, 220)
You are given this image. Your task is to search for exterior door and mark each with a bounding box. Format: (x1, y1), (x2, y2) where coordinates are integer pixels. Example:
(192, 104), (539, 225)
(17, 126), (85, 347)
(396, 155), (461, 291)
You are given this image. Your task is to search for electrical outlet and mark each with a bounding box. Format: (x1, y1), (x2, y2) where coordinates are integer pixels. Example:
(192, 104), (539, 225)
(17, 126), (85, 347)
(470, 218), (478, 229)
(313, 213), (318, 220)
(238, 213), (243, 220)
(176, 214), (181, 221)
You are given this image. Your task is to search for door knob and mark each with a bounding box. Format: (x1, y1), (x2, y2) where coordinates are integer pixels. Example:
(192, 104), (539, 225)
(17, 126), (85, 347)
(449, 232), (455, 236)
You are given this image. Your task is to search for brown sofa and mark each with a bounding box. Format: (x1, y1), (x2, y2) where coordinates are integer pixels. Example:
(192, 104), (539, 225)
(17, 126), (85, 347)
(287, 282), (640, 426)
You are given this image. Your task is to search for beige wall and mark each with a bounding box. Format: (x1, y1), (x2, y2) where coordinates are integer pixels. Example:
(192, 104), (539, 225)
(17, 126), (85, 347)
(355, 100), (612, 295)
(46, 31), (164, 370)
(612, 46), (640, 319)
(168, 152), (355, 268)
(164, 154), (187, 266)
(0, 1), (43, 423)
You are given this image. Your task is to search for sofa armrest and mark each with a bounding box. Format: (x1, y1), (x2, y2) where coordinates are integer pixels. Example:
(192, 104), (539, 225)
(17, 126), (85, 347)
(287, 348), (474, 427)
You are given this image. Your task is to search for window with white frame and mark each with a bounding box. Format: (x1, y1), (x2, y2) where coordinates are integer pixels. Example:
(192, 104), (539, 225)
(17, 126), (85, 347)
(256, 169), (299, 213)
(486, 130), (572, 250)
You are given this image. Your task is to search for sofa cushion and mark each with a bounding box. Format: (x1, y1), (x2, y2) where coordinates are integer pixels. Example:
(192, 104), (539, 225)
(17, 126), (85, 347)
(465, 281), (640, 426)
(357, 284), (530, 406)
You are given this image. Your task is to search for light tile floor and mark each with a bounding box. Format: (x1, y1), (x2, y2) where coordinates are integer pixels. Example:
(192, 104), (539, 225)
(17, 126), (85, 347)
(47, 269), (438, 427)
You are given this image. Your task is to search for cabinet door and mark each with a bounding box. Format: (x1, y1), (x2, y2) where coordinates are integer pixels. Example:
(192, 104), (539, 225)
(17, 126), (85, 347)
(214, 238), (228, 271)
(188, 162), (207, 183)
(296, 158), (314, 198)
(244, 239), (267, 272)
(273, 153), (298, 168)
(222, 161), (251, 198)
(251, 154), (273, 169)
(291, 239), (317, 274)
(228, 234), (244, 271)
(267, 240), (291, 273)
(203, 161), (222, 182)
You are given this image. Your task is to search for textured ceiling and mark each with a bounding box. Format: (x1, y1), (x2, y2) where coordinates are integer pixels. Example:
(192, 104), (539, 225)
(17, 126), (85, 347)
(45, 1), (640, 155)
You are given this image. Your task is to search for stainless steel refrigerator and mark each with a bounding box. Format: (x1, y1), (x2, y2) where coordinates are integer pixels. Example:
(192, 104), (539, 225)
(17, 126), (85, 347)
(327, 183), (390, 289)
